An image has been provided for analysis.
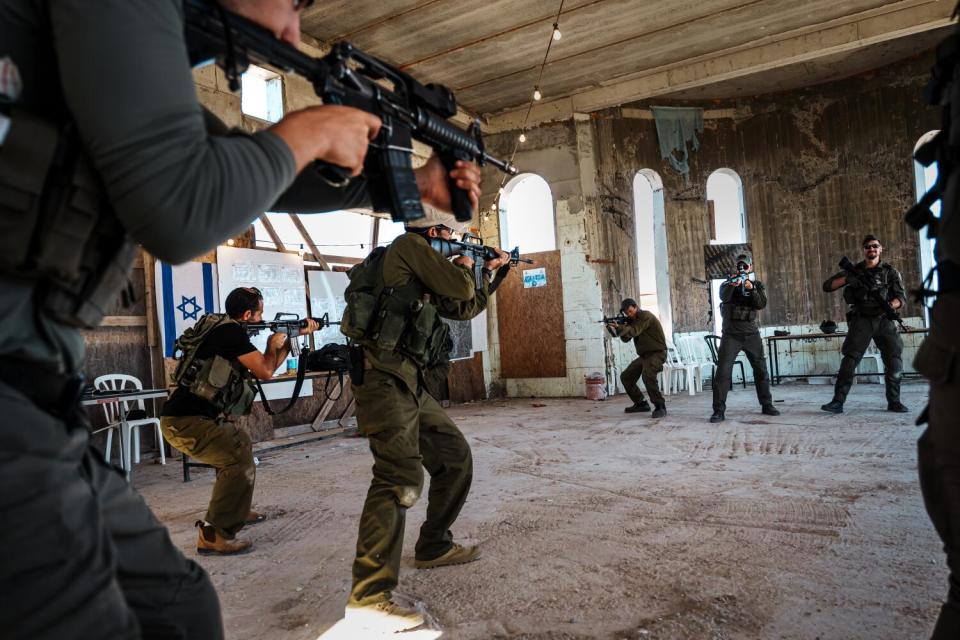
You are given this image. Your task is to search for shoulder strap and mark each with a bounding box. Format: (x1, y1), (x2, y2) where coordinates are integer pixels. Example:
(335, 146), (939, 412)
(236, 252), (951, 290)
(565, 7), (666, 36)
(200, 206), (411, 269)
(253, 347), (308, 415)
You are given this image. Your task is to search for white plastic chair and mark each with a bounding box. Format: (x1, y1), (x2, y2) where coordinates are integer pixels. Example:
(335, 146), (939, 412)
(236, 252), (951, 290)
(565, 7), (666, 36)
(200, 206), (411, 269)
(94, 374), (165, 471)
(856, 343), (884, 384)
(664, 344), (699, 395)
(676, 336), (711, 392)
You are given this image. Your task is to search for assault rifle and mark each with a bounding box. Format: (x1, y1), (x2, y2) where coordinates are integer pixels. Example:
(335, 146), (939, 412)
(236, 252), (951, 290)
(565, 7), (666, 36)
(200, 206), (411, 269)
(184, 0), (518, 223)
(598, 313), (629, 337)
(429, 233), (533, 289)
(838, 256), (907, 331)
(244, 312), (339, 356)
(724, 265), (749, 296)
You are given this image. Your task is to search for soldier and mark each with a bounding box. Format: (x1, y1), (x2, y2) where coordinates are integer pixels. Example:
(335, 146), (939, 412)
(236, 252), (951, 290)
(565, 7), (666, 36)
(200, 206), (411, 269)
(0, 1), (481, 636)
(160, 287), (319, 555)
(339, 206), (508, 633)
(820, 235), (908, 414)
(710, 253), (779, 423)
(611, 298), (668, 418)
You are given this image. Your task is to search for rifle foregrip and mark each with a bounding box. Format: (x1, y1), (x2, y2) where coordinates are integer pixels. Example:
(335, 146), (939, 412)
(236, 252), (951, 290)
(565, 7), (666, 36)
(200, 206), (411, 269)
(440, 151), (474, 223)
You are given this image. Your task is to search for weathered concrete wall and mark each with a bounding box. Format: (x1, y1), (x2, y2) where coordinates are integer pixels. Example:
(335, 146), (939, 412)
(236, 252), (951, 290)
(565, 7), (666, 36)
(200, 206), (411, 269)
(589, 53), (939, 333)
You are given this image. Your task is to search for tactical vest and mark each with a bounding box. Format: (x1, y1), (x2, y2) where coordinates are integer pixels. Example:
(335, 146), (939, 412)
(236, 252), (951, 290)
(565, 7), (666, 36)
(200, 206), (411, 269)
(0, 108), (137, 329)
(171, 314), (256, 417)
(340, 246), (450, 367)
(843, 264), (893, 311)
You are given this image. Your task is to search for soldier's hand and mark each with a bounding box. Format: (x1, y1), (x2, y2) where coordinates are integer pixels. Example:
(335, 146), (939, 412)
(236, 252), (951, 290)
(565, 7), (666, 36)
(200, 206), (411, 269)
(453, 255), (475, 270)
(744, 280), (754, 290)
(270, 105), (381, 175)
(299, 319), (320, 335)
(268, 332), (288, 351)
(484, 248), (510, 270)
(416, 156), (482, 215)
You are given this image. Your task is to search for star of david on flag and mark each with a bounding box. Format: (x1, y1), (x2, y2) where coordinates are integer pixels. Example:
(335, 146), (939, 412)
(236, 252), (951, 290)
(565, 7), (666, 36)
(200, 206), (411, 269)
(155, 262), (219, 357)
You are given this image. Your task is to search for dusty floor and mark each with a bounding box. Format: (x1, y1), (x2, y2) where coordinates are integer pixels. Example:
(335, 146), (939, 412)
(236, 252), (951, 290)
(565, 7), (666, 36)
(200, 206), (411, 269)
(136, 380), (945, 639)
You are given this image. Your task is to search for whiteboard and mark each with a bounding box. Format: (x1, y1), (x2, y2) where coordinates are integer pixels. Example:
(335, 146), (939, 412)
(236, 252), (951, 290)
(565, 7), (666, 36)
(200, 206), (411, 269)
(216, 246), (312, 401)
(307, 269), (350, 346)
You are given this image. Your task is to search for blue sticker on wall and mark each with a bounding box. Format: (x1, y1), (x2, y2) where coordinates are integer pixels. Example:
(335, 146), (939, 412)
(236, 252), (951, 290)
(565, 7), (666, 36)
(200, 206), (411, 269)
(522, 267), (547, 289)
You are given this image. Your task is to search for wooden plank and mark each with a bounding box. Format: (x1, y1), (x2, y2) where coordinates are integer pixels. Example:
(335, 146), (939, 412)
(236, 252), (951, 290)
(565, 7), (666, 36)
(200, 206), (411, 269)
(496, 250), (566, 378)
(258, 214), (285, 251)
(310, 381), (341, 431)
(289, 213), (332, 270)
(337, 398), (356, 428)
(101, 315), (148, 327)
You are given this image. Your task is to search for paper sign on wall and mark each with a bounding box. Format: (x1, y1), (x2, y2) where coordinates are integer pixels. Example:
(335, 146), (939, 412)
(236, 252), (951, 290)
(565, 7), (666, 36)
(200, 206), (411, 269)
(522, 267), (547, 289)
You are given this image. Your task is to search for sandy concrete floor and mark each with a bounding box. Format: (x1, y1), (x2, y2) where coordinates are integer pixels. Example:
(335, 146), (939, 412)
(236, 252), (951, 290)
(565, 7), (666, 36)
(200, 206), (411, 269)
(135, 380), (944, 639)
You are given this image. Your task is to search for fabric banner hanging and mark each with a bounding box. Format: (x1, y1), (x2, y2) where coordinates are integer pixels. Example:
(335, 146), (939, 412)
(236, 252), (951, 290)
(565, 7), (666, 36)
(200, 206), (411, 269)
(155, 261), (219, 357)
(650, 106), (704, 183)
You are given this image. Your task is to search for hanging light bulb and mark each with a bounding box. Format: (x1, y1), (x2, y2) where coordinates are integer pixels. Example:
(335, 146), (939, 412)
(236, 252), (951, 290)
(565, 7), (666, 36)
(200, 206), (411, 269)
(552, 23), (562, 41)
(533, 87), (542, 101)
(519, 133), (527, 143)
(498, 187), (505, 196)
(226, 238), (235, 246)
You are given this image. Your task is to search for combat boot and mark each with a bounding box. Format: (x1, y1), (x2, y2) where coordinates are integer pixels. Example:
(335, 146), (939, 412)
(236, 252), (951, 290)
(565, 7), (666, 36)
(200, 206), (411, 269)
(887, 401), (910, 413)
(415, 543), (481, 569)
(625, 401), (651, 413)
(344, 600), (425, 633)
(651, 403), (667, 418)
(709, 410), (725, 423)
(195, 521), (252, 555)
(821, 399), (844, 414)
(761, 404), (780, 416)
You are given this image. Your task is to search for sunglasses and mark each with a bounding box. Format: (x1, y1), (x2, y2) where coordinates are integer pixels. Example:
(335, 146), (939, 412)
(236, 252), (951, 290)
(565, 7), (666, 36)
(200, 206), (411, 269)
(293, 0), (315, 10)
(863, 244), (881, 249)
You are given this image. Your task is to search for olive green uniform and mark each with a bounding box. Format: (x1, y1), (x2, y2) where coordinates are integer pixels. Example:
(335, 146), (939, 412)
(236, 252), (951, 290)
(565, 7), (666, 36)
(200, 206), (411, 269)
(713, 279), (773, 412)
(616, 311), (667, 407)
(349, 232), (492, 607)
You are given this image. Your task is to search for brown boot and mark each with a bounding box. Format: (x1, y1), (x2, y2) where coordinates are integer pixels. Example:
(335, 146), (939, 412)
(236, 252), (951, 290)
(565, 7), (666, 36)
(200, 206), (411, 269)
(195, 521), (252, 555)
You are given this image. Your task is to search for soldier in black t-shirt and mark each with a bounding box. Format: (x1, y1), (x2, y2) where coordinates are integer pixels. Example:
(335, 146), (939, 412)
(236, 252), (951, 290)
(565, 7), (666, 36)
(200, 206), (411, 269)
(160, 287), (318, 554)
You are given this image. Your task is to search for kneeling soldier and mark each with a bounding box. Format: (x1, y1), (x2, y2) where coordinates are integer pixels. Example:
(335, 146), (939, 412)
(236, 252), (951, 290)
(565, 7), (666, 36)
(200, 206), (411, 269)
(160, 287), (317, 554)
(612, 299), (668, 418)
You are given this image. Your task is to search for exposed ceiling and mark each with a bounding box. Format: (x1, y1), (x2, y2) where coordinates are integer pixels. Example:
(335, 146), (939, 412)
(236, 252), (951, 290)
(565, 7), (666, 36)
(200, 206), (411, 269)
(301, 0), (954, 130)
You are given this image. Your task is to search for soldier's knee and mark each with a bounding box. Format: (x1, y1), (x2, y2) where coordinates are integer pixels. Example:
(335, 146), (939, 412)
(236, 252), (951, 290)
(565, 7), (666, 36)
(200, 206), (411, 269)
(841, 350), (864, 363)
(393, 481), (423, 508)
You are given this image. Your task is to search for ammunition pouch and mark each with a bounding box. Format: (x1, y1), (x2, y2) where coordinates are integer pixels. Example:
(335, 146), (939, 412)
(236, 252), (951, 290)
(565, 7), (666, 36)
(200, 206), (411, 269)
(727, 304), (756, 322)
(0, 108), (136, 329)
(189, 355), (254, 417)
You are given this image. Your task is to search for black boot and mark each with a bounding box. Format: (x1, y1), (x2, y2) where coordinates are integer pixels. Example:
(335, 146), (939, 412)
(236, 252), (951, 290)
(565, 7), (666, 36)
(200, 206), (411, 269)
(887, 401), (909, 413)
(709, 410), (725, 423)
(651, 403), (666, 418)
(821, 399), (844, 414)
(625, 401), (651, 413)
(761, 404), (780, 416)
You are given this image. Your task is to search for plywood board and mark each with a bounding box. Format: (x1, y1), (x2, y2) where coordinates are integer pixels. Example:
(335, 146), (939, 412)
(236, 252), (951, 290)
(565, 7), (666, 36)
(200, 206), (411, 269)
(496, 250), (566, 378)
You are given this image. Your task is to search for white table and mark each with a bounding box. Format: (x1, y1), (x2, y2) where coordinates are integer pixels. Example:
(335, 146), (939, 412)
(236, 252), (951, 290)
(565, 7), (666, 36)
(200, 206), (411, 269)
(83, 389), (169, 479)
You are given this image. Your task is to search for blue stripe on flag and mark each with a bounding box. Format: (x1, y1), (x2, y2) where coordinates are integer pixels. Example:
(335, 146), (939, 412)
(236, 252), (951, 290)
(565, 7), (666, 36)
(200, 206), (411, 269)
(161, 263), (176, 358)
(202, 262), (214, 313)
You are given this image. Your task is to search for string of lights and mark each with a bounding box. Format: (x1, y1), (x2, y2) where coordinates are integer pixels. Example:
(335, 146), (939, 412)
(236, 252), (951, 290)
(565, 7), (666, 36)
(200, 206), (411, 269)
(486, 0), (565, 222)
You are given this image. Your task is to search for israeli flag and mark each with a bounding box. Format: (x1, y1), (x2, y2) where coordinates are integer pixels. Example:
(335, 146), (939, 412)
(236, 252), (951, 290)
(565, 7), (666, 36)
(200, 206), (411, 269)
(155, 261), (219, 357)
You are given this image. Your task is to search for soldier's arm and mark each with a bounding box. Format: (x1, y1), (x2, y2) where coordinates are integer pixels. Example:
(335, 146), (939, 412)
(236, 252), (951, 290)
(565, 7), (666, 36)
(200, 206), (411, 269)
(719, 282), (736, 302)
(50, 0), (308, 264)
(822, 272), (847, 292)
(437, 277), (490, 320)
(618, 322), (640, 342)
(751, 281), (767, 309)
(395, 235), (475, 302)
(889, 269), (907, 309)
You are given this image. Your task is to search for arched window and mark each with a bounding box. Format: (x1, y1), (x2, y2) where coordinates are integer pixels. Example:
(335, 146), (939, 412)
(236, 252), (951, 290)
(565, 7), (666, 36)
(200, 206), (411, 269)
(915, 130), (939, 325)
(633, 170), (672, 337)
(706, 169), (748, 335)
(499, 174), (556, 253)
